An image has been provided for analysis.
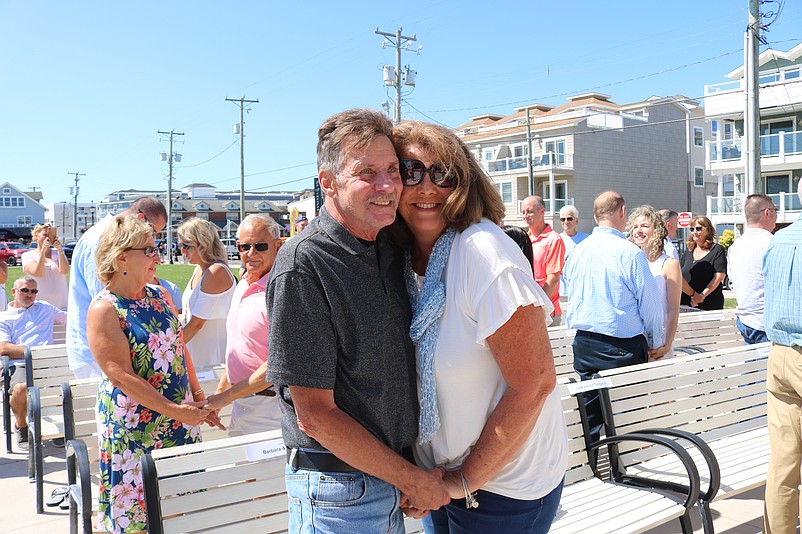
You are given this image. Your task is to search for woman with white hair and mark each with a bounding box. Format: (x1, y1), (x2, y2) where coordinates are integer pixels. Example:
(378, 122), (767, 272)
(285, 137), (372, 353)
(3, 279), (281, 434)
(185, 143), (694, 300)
(177, 218), (237, 368)
(558, 205), (589, 255)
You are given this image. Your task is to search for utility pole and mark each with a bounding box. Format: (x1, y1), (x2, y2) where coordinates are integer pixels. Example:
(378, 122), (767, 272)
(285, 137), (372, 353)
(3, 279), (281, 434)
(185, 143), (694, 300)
(525, 108), (535, 197)
(744, 0), (761, 196)
(376, 27), (418, 125)
(226, 96), (259, 223)
(159, 129), (184, 264)
(67, 172), (85, 240)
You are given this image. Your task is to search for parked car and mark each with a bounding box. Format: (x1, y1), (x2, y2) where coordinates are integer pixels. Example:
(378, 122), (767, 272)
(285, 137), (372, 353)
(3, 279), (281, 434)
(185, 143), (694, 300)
(62, 241), (78, 261)
(0, 242), (30, 266)
(221, 238), (239, 260)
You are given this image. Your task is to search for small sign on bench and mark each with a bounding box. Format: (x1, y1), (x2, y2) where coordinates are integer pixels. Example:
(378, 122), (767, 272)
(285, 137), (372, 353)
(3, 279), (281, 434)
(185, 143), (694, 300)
(245, 438), (286, 462)
(566, 377), (613, 395)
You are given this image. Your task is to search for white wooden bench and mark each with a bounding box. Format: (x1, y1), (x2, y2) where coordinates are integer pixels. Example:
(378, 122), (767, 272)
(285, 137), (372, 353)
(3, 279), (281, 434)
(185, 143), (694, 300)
(549, 382), (700, 534)
(596, 342), (770, 533)
(1, 354), (20, 452)
(62, 364), (233, 534)
(141, 429), (289, 533)
(25, 343), (71, 513)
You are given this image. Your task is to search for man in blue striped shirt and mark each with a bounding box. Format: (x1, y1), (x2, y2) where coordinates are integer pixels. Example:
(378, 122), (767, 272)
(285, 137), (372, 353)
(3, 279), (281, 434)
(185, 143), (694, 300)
(762, 183), (802, 534)
(564, 191), (664, 446)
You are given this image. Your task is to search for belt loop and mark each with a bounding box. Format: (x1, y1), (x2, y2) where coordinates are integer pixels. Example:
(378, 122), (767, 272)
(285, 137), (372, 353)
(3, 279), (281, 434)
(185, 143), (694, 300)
(288, 448), (299, 471)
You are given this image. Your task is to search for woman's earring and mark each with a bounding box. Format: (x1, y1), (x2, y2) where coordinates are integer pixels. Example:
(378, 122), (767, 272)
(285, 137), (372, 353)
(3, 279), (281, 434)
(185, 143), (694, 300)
(123, 271), (127, 276)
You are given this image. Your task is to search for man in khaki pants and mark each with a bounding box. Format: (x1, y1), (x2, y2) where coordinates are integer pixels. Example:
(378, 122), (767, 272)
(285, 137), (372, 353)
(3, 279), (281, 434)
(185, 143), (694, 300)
(763, 183), (802, 534)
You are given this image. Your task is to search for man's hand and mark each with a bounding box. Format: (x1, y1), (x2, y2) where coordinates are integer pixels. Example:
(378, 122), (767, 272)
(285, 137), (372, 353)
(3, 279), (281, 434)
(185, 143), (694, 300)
(399, 466), (451, 512)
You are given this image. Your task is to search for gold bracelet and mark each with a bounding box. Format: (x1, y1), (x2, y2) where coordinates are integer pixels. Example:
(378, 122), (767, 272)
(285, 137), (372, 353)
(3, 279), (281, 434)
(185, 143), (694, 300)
(192, 388), (204, 397)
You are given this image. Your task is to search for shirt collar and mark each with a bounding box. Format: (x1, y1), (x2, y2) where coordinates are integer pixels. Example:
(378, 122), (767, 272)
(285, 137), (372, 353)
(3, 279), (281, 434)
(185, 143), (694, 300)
(317, 207), (380, 256)
(592, 225), (626, 239)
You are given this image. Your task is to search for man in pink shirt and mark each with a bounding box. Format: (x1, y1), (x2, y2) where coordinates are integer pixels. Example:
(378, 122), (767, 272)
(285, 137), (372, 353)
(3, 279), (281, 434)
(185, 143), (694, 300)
(210, 214), (283, 436)
(521, 196), (566, 325)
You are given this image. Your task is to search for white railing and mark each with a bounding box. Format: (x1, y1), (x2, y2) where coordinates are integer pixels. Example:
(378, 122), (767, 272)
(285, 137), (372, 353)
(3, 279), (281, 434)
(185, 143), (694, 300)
(708, 191), (802, 216)
(483, 152), (571, 174)
(707, 131), (802, 164)
(704, 68), (801, 95)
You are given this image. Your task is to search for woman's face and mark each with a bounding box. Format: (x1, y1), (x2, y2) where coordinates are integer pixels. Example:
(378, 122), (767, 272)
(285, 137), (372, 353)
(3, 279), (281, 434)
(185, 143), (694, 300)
(630, 215), (654, 250)
(690, 220), (709, 246)
(177, 234), (199, 265)
(123, 237), (160, 285)
(397, 144), (455, 242)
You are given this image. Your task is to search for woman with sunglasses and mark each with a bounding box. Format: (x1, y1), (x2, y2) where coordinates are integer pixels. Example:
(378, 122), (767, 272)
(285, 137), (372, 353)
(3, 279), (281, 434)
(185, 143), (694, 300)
(87, 216), (217, 533)
(679, 215), (727, 310)
(389, 121), (566, 534)
(628, 206), (681, 360)
(177, 218), (237, 368)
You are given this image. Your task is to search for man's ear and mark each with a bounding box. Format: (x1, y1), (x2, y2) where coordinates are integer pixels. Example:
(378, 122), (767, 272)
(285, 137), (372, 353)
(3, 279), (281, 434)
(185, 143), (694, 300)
(319, 169), (336, 197)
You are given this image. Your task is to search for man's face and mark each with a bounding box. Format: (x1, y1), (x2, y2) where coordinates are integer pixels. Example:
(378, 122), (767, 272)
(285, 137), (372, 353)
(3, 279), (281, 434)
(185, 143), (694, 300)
(12, 280), (38, 308)
(665, 216), (678, 239)
(322, 135), (402, 241)
(521, 198), (546, 228)
(560, 212), (578, 235)
(296, 219), (309, 232)
(136, 212), (167, 233)
(237, 222), (281, 282)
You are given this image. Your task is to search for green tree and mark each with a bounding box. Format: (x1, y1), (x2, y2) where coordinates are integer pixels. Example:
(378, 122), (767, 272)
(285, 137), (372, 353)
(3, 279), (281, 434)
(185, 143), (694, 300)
(719, 229), (734, 250)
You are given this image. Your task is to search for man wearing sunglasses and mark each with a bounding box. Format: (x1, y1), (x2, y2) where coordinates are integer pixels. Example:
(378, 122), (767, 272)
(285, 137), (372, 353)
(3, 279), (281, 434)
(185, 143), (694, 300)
(266, 109), (450, 533)
(0, 276), (67, 450)
(521, 195), (566, 326)
(205, 214), (283, 436)
(558, 204), (589, 256)
(66, 196), (167, 380)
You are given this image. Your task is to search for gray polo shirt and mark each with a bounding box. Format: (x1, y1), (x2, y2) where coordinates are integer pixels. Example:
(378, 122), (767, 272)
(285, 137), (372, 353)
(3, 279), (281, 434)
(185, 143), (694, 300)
(266, 208), (418, 453)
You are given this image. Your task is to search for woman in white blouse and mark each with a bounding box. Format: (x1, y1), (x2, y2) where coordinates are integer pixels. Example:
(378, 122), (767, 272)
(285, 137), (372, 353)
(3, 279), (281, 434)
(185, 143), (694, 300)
(22, 224), (69, 309)
(176, 218), (236, 368)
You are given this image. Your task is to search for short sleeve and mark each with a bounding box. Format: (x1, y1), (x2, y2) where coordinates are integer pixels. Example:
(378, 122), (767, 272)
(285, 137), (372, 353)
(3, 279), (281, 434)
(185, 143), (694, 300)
(21, 251), (35, 268)
(712, 244), (727, 273)
(473, 266), (553, 345)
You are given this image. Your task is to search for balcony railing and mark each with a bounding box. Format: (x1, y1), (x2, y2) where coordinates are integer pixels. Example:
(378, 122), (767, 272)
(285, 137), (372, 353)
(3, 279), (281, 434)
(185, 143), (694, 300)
(483, 152), (570, 174)
(708, 131), (802, 164)
(708, 191), (802, 216)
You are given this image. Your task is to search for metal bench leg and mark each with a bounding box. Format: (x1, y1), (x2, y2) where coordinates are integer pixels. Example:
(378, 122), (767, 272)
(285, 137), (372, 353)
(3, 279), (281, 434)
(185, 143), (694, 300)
(679, 510), (694, 534)
(700, 499), (714, 534)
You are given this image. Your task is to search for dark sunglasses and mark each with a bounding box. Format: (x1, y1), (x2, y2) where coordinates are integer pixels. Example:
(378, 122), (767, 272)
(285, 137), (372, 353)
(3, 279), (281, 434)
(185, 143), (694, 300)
(237, 242), (270, 253)
(691, 226), (706, 232)
(560, 217), (574, 222)
(17, 288), (39, 294)
(126, 246), (159, 257)
(399, 159), (455, 188)
(178, 242), (193, 251)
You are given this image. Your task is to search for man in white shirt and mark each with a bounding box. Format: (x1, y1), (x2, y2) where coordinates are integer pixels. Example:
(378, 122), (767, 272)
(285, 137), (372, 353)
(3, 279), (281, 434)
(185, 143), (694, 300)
(727, 194), (777, 344)
(558, 204), (590, 256)
(0, 276), (67, 450)
(658, 209), (680, 260)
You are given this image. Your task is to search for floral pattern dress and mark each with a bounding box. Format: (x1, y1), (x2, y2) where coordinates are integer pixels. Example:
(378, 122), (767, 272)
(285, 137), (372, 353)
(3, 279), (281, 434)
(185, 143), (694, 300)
(95, 286), (201, 533)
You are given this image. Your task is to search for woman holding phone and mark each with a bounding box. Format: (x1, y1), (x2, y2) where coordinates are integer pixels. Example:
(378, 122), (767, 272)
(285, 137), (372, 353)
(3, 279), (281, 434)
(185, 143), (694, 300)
(22, 224), (69, 309)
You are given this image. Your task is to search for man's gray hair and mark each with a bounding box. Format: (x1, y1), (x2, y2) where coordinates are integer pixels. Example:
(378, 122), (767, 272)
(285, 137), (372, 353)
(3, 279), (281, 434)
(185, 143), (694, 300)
(238, 214), (282, 239)
(658, 209), (679, 221)
(559, 204), (579, 219)
(316, 109), (394, 176)
(13, 275), (37, 289)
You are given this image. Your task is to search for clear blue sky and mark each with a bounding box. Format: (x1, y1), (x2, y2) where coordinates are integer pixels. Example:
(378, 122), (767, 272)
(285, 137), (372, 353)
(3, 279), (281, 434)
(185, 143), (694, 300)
(1, 1), (799, 206)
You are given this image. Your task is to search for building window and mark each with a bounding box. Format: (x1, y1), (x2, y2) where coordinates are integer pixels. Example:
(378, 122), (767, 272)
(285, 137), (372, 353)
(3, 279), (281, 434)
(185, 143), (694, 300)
(483, 149), (494, 161)
(226, 212), (239, 221)
(694, 167), (705, 188)
(195, 213), (209, 221)
(513, 145), (529, 158)
(544, 140), (566, 165)
(2, 188), (9, 195)
(693, 127), (704, 147)
(1, 196), (25, 208)
(494, 182), (513, 203)
(785, 68), (800, 80)
(17, 215), (32, 225)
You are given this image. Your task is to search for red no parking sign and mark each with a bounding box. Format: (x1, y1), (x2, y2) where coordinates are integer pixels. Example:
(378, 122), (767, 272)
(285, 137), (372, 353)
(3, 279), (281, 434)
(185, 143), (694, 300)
(677, 212), (693, 228)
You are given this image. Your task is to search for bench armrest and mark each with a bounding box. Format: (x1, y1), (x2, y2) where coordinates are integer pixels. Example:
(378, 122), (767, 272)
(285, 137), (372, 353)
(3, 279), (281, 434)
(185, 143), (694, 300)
(66, 439), (94, 534)
(634, 427), (721, 502)
(141, 453), (164, 534)
(2, 355), (11, 451)
(591, 432), (702, 510)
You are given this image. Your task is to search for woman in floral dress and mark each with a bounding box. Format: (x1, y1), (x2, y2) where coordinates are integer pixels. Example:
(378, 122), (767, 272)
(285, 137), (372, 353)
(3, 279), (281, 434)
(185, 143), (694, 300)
(87, 216), (216, 533)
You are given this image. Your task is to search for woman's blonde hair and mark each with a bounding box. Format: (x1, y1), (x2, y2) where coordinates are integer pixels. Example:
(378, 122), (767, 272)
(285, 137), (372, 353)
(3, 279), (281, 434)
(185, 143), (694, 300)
(686, 215), (716, 251)
(627, 205), (666, 261)
(390, 120), (504, 234)
(31, 224), (49, 240)
(95, 217), (155, 285)
(176, 217), (227, 265)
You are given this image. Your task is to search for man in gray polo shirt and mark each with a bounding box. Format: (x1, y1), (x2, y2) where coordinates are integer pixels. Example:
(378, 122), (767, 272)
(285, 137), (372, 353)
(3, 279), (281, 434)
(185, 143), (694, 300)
(266, 109), (450, 532)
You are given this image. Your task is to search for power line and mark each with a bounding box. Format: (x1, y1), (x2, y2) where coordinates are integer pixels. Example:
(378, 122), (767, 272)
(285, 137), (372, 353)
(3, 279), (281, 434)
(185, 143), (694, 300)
(179, 140), (238, 169)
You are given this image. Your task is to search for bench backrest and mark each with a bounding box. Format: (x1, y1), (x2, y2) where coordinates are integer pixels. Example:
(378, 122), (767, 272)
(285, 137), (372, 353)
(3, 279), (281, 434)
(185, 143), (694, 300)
(63, 378), (102, 464)
(142, 429), (287, 534)
(52, 322), (67, 344)
(559, 381), (597, 486)
(25, 344), (71, 427)
(548, 309), (740, 375)
(597, 343), (769, 466)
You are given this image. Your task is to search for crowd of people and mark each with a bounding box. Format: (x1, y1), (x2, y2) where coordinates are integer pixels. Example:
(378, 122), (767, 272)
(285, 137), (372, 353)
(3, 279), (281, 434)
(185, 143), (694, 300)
(1, 107), (800, 534)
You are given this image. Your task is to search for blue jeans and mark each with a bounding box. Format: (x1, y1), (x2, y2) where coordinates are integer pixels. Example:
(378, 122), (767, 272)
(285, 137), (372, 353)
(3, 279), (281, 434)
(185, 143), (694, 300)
(422, 479), (564, 534)
(736, 317), (769, 345)
(285, 464), (405, 534)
